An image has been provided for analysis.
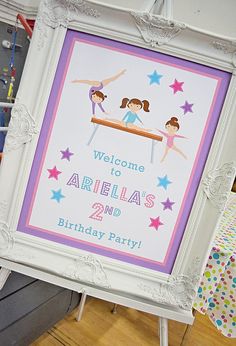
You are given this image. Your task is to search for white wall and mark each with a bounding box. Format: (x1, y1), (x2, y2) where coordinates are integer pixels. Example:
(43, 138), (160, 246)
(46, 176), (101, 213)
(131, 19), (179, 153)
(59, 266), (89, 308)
(172, 0), (236, 37)
(1, 0), (236, 38)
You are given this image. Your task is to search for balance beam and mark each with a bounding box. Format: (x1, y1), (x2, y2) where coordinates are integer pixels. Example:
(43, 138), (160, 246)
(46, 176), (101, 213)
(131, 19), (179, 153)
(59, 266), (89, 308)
(91, 118), (163, 141)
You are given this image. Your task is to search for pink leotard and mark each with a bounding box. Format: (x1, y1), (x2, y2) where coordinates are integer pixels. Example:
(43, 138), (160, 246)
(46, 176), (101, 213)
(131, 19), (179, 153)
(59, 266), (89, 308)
(158, 130), (185, 148)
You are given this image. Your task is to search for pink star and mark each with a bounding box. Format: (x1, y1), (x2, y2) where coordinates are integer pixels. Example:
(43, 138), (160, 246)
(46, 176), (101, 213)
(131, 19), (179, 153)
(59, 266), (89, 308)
(47, 166), (62, 180)
(149, 216), (164, 230)
(169, 79), (184, 94)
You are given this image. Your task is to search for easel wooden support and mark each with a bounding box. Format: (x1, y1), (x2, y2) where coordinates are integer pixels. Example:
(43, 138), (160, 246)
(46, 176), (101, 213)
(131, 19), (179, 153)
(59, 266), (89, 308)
(76, 294), (169, 346)
(0, 257), (194, 346)
(159, 317), (168, 346)
(110, 304), (169, 345)
(110, 304), (169, 346)
(76, 291), (87, 322)
(0, 265), (171, 346)
(0, 267), (11, 290)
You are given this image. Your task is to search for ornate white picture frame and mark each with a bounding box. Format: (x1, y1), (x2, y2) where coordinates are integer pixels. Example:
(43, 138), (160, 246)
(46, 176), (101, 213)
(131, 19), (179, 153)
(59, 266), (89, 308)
(0, 0), (235, 322)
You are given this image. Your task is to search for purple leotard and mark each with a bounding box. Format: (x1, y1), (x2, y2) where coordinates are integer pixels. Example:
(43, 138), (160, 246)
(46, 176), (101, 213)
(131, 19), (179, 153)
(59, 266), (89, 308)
(89, 83), (105, 115)
(158, 130), (185, 148)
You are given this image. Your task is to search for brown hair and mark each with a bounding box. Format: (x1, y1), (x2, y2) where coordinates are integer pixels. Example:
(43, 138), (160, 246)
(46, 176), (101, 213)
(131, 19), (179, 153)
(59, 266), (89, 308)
(91, 90), (107, 101)
(165, 117), (180, 129)
(120, 98), (150, 112)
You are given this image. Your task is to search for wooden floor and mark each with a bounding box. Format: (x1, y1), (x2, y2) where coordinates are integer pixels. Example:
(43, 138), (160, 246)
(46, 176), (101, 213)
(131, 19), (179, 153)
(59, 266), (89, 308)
(31, 297), (235, 346)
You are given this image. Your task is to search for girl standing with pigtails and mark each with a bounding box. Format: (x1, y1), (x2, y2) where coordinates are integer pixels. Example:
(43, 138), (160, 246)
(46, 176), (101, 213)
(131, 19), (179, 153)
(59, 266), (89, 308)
(120, 98), (150, 128)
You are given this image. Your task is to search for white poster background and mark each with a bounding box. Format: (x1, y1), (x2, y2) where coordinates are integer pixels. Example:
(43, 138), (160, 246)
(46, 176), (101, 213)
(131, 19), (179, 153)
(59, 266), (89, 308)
(28, 39), (218, 266)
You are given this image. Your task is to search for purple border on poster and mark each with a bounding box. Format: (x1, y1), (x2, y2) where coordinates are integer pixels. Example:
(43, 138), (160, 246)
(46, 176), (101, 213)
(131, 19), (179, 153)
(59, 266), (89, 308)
(17, 30), (231, 273)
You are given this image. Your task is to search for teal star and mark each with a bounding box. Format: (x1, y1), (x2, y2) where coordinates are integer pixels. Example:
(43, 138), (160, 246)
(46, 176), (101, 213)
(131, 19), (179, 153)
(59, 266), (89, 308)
(148, 70), (163, 85)
(51, 189), (65, 203)
(157, 175), (172, 190)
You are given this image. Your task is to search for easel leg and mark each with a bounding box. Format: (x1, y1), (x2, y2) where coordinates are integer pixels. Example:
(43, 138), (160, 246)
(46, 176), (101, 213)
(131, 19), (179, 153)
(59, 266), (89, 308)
(87, 124), (99, 145)
(159, 317), (168, 346)
(111, 303), (118, 314)
(0, 267), (11, 290)
(76, 292), (87, 322)
(180, 309), (196, 345)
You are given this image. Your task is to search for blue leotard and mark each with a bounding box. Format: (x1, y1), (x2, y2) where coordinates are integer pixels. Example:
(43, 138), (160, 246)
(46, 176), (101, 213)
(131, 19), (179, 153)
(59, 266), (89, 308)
(122, 111), (143, 125)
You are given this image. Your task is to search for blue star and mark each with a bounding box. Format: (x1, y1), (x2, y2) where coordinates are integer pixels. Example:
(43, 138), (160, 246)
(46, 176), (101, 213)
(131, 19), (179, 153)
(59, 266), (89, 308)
(51, 189), (65, 203)
(148, 70), (163, 85)
(157, 175), (172, 190)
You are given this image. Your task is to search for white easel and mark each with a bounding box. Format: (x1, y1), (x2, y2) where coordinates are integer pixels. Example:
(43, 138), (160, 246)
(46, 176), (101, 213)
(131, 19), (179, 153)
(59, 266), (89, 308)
(0, 103), (14, 287)
(0, 269), (172, 344)
(0, 102), (13, 291)
(0, 258), (194, 346)
(0, 270), (172, 344)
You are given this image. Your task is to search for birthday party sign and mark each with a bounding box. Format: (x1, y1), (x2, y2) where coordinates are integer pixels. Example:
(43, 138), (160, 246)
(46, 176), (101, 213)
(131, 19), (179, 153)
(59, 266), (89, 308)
(17, 31), (230, 273)
(0, 0), (235, 315)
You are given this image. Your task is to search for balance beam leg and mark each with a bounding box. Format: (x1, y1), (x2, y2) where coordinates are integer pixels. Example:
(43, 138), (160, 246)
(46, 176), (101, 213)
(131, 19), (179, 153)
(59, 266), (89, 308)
(87, 124), (99, 146)
(151, 139), (157, 164)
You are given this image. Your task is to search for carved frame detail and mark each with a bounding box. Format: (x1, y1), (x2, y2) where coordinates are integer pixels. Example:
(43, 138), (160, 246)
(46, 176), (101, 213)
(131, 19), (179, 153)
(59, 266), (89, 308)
(0, 221), (13, 256)
(4, 104), (38, 153)
(131, 12), (186, 46)
(36, 0), (101, 49)
(62, 254), (110, 288)
(138, 257), (201, 310)
(202, 162), (236, 211)
(212, 40), (236, 55)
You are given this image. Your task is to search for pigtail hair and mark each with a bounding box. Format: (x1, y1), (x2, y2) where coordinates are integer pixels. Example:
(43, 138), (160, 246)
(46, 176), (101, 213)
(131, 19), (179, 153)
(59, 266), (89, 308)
(120, 97), (129, 108)
(142, 100), (150, 112)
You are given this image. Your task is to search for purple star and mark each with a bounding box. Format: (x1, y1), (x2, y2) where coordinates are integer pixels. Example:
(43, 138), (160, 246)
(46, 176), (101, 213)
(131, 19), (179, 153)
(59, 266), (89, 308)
(161, 198), (175, 211)
(60, 148), (74, 161)
(180, 101), (193, 114)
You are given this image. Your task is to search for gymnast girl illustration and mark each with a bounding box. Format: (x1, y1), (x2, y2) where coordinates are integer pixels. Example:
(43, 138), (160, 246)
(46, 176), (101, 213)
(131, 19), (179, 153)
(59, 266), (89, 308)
(72, 69), (126, 116)
(105, 97), (151, 132)
(120, 98), (150, 129)
(157, 117), (187, 162)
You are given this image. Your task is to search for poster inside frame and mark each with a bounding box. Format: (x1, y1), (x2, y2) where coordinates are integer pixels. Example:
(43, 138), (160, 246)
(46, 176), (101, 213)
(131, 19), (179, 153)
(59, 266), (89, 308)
(0, 0), (236, 314)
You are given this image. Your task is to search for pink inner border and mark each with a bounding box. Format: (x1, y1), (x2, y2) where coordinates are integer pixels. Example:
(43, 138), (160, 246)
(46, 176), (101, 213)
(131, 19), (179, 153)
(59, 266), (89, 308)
(26, 37), (222, 266)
